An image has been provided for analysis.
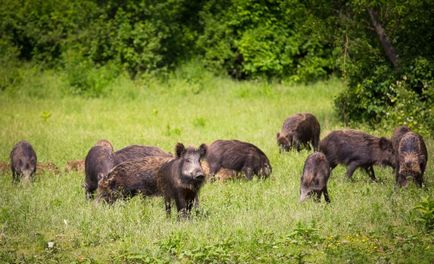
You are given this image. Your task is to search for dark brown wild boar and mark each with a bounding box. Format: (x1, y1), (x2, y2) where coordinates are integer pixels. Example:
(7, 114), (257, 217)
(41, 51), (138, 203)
(205, 140), (271, 180)
(157, 143), (207, 217)
(113, 145), (172, 165)
(10, 141), (37, 183)
(97, 156), (174, 203)
(65, 159), (85, 173)
(395, 131), (427, 187)
(277, 113), (320, 152)
(84, 139), (115, 199)
(319, 130), (395, 180)
(300, 152), (331, 203)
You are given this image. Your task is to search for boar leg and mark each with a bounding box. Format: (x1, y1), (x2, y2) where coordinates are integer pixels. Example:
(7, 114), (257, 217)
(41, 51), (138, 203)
(208, 163), (221, 181)
(345, 162), (359, 179)
(164, 197), (172, 217)
(175, 193), (188, 218)
(363, 166), (377, 181)
(11, 170), (18, 183)
(312, 136), (319, 152)
(414, 174), (423, 187)
(323, 187), (331, 203)
(193, 194), (199, 209)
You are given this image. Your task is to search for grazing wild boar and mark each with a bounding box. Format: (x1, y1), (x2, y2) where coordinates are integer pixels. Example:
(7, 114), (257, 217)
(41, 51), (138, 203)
(277, 113), (320, 152)
(84, 139), (115, 199)
(97, 156), (174, 203)
(319, 130), (395, 180)
(113, 145), (172, 165)
(395, 131), (427, 187)
(300, 152), (331, 203)
(205, 140), (272, 180)
(65, 159), (85, 173)
(10, 141), (37, 183)
(157, 143), (207, 217)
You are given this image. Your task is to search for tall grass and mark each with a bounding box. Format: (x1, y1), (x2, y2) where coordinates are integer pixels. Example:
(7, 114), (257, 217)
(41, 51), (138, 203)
(0, 65), (432, 263)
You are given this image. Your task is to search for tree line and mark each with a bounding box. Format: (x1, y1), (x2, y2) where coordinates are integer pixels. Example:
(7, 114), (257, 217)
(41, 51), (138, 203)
(1, 0), (433, 134)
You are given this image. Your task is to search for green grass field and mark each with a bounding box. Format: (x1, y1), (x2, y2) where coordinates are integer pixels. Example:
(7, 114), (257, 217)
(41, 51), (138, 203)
(0, 67), (433, 263)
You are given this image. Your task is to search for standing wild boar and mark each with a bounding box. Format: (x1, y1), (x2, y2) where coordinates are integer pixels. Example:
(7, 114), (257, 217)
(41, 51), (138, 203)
(395, 131), (427, 187)
(84, 139), (115, 199)
(205, 140), (272, 180)
(10, 141), (37, 182)
(157, 143), (207, 217)
(113, 145), (172, 165)
(319, 130), (395, 180)
(300, 152), (331, 203)
(97, 156), (174, 203)
(277, 113), (320, 152)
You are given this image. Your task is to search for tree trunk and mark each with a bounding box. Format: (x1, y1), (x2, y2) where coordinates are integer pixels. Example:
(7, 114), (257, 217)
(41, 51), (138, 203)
(367, 8), (399, 69)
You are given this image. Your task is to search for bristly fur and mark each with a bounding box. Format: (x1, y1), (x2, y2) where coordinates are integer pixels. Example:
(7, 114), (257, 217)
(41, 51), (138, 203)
(277, 113), (320, 152)
(319, 129), (395, 180)
(395, 130), (427, 187)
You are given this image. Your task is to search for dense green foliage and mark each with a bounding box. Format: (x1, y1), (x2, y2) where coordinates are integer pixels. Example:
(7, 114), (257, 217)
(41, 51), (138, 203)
(333, 1), (434, 135)
(0, 0), (433, 131)
(0, 72), (433, 262)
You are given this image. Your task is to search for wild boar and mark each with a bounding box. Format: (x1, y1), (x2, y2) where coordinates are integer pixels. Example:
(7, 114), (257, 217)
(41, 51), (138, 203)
(205, 139), (271, 180)
(97, 156), (174, 203)
(277, 113), (320, 152)
(319, 130), (395, 180)
(10, 141), (37, 183)
(395, 131), (428, 187)
(300, 152), (331, 203)
(84, 139), (115, 199)
(157, 143), (207, 217)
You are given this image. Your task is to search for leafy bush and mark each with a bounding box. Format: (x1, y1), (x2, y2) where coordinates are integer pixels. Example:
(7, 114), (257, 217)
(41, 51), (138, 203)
(198, 0), (337, 81)
(413, 196), (434, 231)
(333, 2), (434, 135)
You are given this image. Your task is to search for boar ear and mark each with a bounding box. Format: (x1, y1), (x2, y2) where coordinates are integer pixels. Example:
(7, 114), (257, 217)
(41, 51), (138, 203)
(379, 137), (392, 151)
(276, 132), (280, 139)
(198, 144), (207, 158)
(175, 143), (186, 158)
